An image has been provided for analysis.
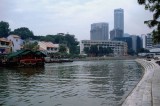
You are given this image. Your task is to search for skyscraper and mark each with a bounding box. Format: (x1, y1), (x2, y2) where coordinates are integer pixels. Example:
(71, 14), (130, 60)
(114, 8), (124, 36)
(110, 29), (123, 40)
(141, 34), (146, 48)
(90, 22), (109, 40)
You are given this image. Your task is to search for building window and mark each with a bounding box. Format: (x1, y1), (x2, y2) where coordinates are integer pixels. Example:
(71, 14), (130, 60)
(54, 48), (57, 51)
(47, 47), (50, 50)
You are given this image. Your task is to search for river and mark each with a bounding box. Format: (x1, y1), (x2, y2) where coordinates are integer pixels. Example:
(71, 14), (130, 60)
(0, 60), (143, 106)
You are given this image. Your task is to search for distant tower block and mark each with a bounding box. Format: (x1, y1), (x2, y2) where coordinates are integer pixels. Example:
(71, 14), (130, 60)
(90, 22), (109, 40)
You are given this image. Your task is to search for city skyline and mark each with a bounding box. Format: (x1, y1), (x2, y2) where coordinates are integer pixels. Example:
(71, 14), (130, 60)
(90, 22), (109, 40)
(0, 0), (153, 41)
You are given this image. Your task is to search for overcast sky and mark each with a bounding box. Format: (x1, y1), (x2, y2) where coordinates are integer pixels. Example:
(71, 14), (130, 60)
(0, 0), (153, 41)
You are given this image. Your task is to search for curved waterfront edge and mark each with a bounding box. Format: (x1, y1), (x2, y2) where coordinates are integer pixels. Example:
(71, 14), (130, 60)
(122, 59), (160, 106)
(73, 56), (137, 61)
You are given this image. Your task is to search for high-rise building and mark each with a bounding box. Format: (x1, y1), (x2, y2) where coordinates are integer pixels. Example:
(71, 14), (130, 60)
(114, 8), (124, 36)
(90, 22), (109, 40)
(113, 37), (132, 50)
(141, 34), (146, 48)
(131, 35), (142, 53)
(110, 29), (123, 40)
(146, 34), (153, 49)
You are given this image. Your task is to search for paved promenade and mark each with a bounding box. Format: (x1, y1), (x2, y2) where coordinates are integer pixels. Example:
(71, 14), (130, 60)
(122, 59), (160, 106)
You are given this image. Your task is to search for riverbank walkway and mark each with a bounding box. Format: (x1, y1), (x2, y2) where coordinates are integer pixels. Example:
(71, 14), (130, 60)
(122, 59), (160, 106)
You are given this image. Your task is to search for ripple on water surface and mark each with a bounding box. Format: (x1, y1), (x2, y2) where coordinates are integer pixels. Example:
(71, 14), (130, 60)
(0, 60), (143, 106)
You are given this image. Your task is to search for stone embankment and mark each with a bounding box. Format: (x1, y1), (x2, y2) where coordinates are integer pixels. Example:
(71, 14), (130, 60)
(122, 59), (160, 106)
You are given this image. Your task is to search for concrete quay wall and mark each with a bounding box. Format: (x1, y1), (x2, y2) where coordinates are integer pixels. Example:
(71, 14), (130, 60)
(122, 59), (160, 106)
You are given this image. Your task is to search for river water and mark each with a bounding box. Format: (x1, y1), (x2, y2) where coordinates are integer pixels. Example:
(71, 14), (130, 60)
(0, 60), (143, 106)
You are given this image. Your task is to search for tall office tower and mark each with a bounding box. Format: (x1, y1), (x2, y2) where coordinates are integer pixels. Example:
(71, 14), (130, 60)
(114, 8), (124, 36)
(141, 34), (146, 48)
(131, 35), (142, 53)
(90, 22), (109, 40)
(110, 29), (123, 40)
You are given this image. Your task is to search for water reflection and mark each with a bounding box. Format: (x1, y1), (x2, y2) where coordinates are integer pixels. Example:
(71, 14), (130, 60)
(0, 60), (143, 106)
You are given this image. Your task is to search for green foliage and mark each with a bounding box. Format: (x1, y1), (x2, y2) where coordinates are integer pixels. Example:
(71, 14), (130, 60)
(90, 45), (98, 56)
(84, 45), (113, 56)
(59, 45), (67, 53)
(23, 40), (39, 51)
(0, 21), (10, 38)
(0, 21), (79, 54)
(33, 33), (79, 54)
(10, 27), (34, 39)
(54, 34), (66, 44)
(64, 34), (79, 54)
(138, 0), (160, 43)
(84, 47), (90, 54)
(75, 46), (80, 54)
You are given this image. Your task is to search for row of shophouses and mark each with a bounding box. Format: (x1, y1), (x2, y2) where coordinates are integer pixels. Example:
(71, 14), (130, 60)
(0, 35), (128, 56)
(0, 35), (62, 55)
(1, 35), (128, 56)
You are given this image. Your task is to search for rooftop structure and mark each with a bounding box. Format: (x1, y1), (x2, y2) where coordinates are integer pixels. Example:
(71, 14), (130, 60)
(38, 41), (59, 54)
(114, 8), (124, 36)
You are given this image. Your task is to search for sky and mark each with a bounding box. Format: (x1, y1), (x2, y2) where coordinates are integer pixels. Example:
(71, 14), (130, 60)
(0, 0), (153, 41)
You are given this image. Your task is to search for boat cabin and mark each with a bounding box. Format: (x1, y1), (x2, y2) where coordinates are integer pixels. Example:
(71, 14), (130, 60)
(4, 50), (46, 67)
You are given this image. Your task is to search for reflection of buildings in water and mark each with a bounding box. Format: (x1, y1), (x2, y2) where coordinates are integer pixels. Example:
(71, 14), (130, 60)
(110, 61), (143, 104)
(1, 67), (45, 97)
(108, 61), (125, 98)
(0, 68), (10, 100)
(87, 62), (111, 98)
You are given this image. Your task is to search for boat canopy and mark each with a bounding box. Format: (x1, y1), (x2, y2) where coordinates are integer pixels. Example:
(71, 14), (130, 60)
(7, 50), (46, 59)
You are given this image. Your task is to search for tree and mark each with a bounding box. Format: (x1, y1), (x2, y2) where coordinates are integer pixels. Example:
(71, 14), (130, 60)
(0, 21), (10, 37)
(23, 40), (39, 51)
(10, 27), (34, 39)
(98, 46), (104, 56)
(64, 34), (79, 54)
(54, 34), (65, 44)
(138, 0), (160, 43)
(106, 47), (113, 54)
(90, 45), (98, 56)
(59, 45), (67, 53)
(84, 47), (90, 54)
(34, 33), (79, 54)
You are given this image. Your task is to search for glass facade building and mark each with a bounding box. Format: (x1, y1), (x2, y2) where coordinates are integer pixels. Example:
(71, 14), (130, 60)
(114, 8), (124, 36)
(90, 23), (109, 40)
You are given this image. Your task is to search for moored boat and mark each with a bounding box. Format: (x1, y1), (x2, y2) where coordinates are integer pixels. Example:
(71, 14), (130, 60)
(0, 50), (46, 68)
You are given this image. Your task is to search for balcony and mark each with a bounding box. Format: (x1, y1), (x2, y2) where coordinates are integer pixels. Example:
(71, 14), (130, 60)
(0, 44), (10, 48)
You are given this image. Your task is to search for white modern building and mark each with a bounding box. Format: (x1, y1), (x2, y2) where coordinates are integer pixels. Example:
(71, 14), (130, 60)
(114, 8), (124, 36)
(141, 34), (146, 48)
(90, 22), (109, 40)
(38, 41), (59, 55)
(80, 40), (127, 56)
(146, 34), (153, 49)
(7, 35), (24, 52)
(131, 35), (137, 53)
